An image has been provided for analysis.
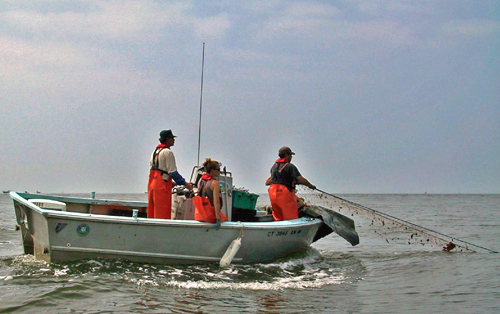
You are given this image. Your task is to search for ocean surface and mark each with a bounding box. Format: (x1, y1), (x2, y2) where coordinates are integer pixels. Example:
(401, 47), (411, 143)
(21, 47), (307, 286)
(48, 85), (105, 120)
(0, 193), (498, 313)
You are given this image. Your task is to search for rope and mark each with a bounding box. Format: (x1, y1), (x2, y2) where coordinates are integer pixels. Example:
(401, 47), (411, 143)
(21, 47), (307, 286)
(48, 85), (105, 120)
(239, 223), (244, 239)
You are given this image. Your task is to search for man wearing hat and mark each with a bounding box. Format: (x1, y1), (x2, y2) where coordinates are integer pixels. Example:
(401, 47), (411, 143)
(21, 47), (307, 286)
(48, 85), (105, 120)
(265, 146), (316, 221)
(147, 129), (193, 219)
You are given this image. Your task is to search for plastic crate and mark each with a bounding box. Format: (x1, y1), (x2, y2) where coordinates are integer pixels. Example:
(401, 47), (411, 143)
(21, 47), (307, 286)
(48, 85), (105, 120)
(232, 190), (259, 210)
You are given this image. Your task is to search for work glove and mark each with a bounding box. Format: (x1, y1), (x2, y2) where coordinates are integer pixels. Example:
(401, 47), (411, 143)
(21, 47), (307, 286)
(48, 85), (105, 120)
(215, 219), (220, 231)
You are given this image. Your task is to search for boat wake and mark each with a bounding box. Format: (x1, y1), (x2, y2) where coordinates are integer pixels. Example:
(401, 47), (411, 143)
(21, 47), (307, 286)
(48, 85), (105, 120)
(3, 248), (365, 291)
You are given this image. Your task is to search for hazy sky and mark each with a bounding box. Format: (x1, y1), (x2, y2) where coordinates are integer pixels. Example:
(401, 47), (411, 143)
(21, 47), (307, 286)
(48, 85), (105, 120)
(1, 1), (499, 194)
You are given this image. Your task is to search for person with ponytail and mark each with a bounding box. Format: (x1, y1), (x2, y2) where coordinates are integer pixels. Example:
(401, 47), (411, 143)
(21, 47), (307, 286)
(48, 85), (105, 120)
(194, 158), (228, 230)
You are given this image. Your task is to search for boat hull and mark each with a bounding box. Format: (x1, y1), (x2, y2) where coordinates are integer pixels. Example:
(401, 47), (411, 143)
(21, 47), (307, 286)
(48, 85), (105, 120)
(11, 192), (323, 265)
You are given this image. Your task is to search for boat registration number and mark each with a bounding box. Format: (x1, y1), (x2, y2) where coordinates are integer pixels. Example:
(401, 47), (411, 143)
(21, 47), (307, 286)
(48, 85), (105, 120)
(267, 229), (302, 237)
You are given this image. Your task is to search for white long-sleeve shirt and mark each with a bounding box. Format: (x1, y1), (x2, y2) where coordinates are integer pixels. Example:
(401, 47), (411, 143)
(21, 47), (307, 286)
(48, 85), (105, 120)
(150, 147), (177, 181)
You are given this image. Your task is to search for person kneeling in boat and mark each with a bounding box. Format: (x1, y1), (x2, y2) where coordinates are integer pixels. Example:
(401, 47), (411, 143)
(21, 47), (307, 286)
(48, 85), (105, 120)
(265, 146), (316, 221)
(193, 158), (228, 230)
(147, 129), (193, 219)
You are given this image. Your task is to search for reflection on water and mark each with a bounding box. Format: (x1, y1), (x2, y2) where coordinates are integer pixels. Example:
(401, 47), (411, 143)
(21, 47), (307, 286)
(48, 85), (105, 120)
(257, 293), (289, 313)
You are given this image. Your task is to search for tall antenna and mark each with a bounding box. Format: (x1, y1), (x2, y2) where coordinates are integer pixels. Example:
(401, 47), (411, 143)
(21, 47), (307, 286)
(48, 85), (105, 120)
(197, 43), (205, 166)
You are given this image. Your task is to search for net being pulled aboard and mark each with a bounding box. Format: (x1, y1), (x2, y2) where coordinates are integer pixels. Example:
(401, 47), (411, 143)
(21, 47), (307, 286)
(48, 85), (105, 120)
(297, 188), (475, 253)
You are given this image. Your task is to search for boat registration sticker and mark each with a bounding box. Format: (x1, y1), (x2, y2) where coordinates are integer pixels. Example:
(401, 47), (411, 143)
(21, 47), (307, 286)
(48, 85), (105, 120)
(76, 224), (90, 236)
(55, 223), (68, 233)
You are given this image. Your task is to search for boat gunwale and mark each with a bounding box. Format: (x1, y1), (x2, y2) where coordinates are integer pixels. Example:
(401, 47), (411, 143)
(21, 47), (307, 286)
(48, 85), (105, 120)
(10, 191), (323, 230)
(13, 191), (147, 207)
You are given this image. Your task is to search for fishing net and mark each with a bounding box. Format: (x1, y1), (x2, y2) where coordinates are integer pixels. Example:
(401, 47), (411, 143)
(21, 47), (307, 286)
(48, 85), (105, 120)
(296, 187), (479, 253)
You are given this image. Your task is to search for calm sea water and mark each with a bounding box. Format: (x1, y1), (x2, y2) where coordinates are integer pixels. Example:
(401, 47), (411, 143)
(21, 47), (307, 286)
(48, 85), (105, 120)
(0, 193), (498, 313)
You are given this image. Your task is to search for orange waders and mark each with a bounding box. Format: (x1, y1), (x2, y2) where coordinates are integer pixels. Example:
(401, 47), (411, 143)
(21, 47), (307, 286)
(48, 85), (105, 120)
(268, 184), (298, 221)
(147, 169), (173, 219)
(193, 195), (228, 223)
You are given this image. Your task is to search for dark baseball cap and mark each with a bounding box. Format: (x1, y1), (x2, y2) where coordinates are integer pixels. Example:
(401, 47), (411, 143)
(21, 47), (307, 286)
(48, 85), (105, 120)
(279, 146), (295, 157)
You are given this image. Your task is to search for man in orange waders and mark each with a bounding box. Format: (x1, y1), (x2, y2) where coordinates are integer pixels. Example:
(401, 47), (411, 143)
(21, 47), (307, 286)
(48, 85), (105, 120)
(265, 146), (316, 221)
(147, 129), (193, 219)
